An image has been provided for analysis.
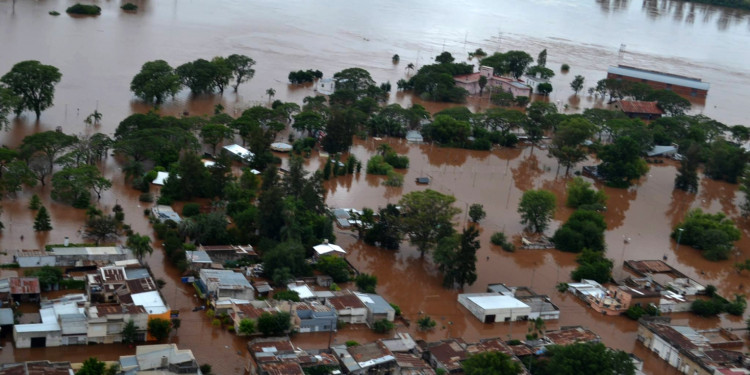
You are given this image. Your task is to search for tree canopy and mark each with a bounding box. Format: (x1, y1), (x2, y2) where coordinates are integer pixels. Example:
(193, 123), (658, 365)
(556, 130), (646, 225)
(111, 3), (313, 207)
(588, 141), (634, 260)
(537, 343), (635, 375)
(434, 226), (480, 289)
(0, 60), (62, 119)
(462, 352), (521, 375)
(518, 189), (556, 233)
(673, 209), (740, 261)
(130, 60), (182, 104)
(398, 189), (461, 256)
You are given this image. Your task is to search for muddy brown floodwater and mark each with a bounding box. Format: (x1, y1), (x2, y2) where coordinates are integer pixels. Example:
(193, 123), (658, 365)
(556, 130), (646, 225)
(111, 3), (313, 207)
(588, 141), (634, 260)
(2, 0), (750, 373)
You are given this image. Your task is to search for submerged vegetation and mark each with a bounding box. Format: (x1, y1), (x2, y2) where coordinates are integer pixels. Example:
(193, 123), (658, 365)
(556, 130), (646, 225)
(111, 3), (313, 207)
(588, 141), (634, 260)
(66, 3), (102, 15)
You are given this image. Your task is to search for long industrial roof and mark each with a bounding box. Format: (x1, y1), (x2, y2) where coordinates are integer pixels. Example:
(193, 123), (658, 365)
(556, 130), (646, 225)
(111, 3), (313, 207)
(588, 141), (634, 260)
(608, 65), (710, 91)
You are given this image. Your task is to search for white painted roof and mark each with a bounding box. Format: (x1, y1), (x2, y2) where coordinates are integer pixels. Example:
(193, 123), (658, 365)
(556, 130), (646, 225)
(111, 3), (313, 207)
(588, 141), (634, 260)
(152, 171), (170, 185)
(465, 294), (529, 310)
(131, 291), (168, 314)
(313, 243), (346, 256)
(223, 144), (255, 161)
(287, 283), (315, 300)
(15, 306), (61, 333)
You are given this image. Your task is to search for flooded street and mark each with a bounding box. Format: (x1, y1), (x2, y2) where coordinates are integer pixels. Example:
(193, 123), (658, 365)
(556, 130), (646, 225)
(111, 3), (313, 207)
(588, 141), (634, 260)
(1, 0), (750, 373)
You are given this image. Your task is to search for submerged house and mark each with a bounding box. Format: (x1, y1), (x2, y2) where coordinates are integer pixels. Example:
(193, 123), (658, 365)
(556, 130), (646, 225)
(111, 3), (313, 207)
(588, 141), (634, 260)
(607, 65), (710, 99)
(454, 66), (531, 98)
(457, 293), (531, 323)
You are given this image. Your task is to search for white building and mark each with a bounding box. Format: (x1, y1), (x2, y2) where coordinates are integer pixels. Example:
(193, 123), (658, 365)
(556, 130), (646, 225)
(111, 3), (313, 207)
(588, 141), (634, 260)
(313, 241), (347, 258)
(458, 293), (531, 323)
(199, 269), (255, 301)
(119, 344), (202, 374)
(222, 144), (254, 162)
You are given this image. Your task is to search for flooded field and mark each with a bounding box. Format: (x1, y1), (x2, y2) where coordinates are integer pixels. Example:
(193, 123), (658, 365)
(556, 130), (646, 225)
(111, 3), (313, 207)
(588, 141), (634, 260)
(1, 0), (750, 373)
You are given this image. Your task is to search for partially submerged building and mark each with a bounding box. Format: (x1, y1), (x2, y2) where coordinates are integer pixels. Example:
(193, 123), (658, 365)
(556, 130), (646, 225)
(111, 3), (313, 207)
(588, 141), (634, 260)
(198, 269), (255, 301)
(614, 100), (664, 120)
(119, 344), (201, 375)
(0, 361), (73, 375)
(457, 293), (531, 323)
(637, 317), (746, 375)
(607, 65), (710, 99)
(332, 341), (397, 375)
(454, 66), (531, 98)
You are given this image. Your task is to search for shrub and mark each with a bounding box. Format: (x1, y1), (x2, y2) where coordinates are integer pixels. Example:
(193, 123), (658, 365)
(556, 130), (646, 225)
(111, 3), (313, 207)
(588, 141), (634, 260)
(156, 195), (173, 205)
(49, 11), (60, 16)
(468, 204), (486, 223)
(182, 203), (201, 217)
(561, 64), (570, 72)
(366, 155), (393, 175)
(345, 340), (359, 347)
(501, 242), (516, 252)
(417, 316), (436, 331)
(121, 3), (138, 11)
(272, 290), (301, 302)
(555, 282), (569, 293)
(382, 171), (403, 187)
(389, 303), (401, 316)
(491, 232), (507, 246)
(372, 319), (394, 333)
(139, 193), (154, 202)
(384, 153), (409, 169)
(66, 3), (101, 15)
(691, 298), (724, 317)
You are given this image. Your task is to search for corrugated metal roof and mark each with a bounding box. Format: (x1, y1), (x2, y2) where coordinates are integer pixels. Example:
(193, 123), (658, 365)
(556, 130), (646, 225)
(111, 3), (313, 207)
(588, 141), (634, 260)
(608, 65), (710, 91)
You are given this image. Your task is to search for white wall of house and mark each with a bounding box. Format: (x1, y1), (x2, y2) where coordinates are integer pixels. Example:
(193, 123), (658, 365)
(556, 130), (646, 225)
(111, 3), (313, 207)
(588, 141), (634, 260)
(13, 329), (62, 348)
(331, 306), (367, 324)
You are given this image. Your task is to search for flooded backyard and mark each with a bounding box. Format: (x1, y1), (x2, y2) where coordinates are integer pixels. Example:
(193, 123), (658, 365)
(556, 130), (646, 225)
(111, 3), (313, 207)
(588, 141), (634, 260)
(1, 0), (750, 373)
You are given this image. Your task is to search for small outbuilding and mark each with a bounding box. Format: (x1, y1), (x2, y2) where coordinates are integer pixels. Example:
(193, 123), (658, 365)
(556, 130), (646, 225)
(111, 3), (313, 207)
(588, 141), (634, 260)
(313, 241), (347, 258)
(222, 144), (255, 163)
(614, 100), (664, 120)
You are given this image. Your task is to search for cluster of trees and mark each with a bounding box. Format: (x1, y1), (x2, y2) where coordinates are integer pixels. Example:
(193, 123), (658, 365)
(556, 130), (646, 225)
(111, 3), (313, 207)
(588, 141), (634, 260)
(672, 209), (740, 261)
(398, 52), (473, 102)
(353, 190), (476, 288)
(288, 69), (323, 84)
(592, 78), (691, 116)
(691, 286), (746, 317)
(526, 342), (636, 375)
(130, 54), (256, 104)
(0, 131), (112, 209)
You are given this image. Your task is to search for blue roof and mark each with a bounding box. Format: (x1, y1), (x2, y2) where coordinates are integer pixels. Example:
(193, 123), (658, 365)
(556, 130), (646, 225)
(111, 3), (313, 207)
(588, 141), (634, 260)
(608, 65), (710, 91)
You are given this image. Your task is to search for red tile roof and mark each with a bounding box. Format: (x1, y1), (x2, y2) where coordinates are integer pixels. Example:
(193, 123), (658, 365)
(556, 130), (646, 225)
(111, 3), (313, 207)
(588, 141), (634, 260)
(10, 278), (40, 295)
(328, 293), (366, 310)
(428, 339), (468, 371)
(618, 100), (663, 115)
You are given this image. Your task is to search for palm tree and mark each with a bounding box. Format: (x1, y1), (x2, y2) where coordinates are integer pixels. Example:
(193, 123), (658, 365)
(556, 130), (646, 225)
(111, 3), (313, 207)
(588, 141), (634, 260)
(405, 63), (415, 77)
(126, 233), (153, 263)
(376, 143), (393, 156)
(266, 88), (276, 105)
(84, 110), (103, 126)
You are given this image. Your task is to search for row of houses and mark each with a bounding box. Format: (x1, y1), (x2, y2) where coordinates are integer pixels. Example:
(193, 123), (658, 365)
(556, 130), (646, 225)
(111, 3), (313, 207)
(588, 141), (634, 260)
(0, 343), (202, 375)
(637, 317), (749, 375)
(12, 263), (170, 348)
(14, 246), (133, 268)
(245, 325), (608, 375)
(215, 288), (397, 335)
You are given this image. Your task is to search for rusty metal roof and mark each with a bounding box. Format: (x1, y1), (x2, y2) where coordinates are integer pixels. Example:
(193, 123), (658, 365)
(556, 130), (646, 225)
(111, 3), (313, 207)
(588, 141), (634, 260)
(9, 278), (40, 295)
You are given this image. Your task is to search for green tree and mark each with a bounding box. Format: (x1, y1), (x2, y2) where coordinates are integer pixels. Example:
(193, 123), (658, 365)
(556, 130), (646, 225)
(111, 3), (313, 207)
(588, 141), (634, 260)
(478, 75), (488, 96)
(565, 177), (607, 209)
(543, 343), (635, 375)
(148, 318), (172, 341)
(210, 56), (233, 94)
(292, 111), (325, 135)
(121, 320), (138, 344)
(33, 206), (52, 231)
(0, 60), (62, 119)
(433, 226), (479, 289)
(704, 140), (747, 183)
(257, 312), (291, 336)
(518, 189), (556, 233)
(537, 49), (548, 67)
(674, 144), (700, 193)
(570, 249), (613, 283)
(468, 203), (486, 223)
(0, 87), (18, 129)
(84, 110), (103, 126)
(570, 75), (585, 95)
(226, 54), (256, 92)
(553, 210), (607, 253)
(238, 318), (256, 336)
(2, 160), (36, 195)
(78, 357), (106, 375)
(200, 124), (234, 155)
(130, 60), (181, 105)
(316, 255), (350, 283)
(263, 241), (309, 283)
(672, 209), (740, 261)
(372, 318), (394, 333)
(126, 233), (153, 263)
(20, 131), (78, 173)
(160, 152), (211, 201)
(176, 59), (218, 94)
(647, 89), (691, 116)
(84, 214), (120, 245)
(417, 316), (437, 331)
(355, 273), (377, 293)
(26, 266), (62, 290)
(462, 352), (521, 375)
(549, 118), (596, 175)
(597, 136), (649, 188)
(51, 165), (111, 205)
(272, 290), (301, 302)
(28, 194), (42, 210)
(399, 189), (461, 257)
(537, 82), (553, 96)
